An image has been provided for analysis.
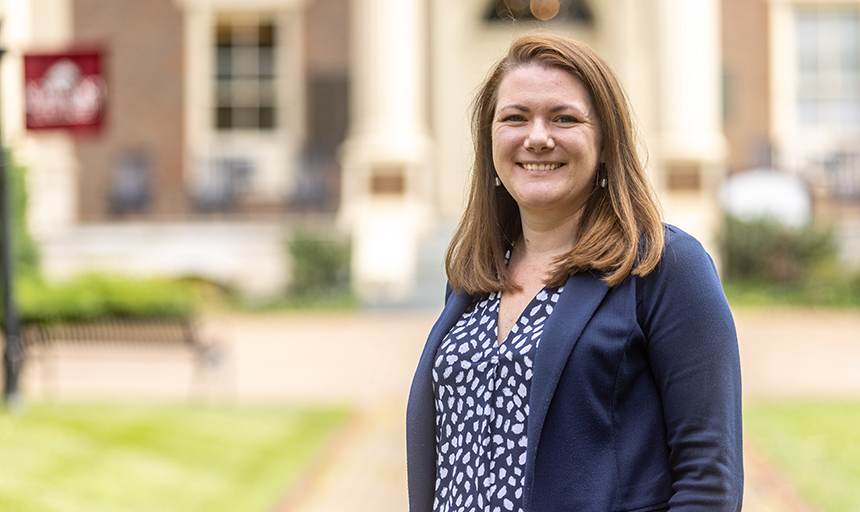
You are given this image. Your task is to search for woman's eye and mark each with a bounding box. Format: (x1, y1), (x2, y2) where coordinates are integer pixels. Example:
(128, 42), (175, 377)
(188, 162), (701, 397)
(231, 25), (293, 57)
(556, 115), (577, 124)
(502, 114), (526, 122)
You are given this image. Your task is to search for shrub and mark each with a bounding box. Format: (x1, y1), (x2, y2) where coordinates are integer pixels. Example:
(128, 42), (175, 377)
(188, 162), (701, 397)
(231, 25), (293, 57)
(287, 230), (351, 300)
(0, 155), (196, 324)
(16, 274), (195, 323)
(0, 154), (40, 283)
(721, 215), (837, 283)
(720, 215), (860, 307)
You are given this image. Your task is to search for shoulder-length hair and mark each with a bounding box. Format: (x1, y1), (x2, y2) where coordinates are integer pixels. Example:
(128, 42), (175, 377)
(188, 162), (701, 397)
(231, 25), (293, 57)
(446, 33), (664, 295)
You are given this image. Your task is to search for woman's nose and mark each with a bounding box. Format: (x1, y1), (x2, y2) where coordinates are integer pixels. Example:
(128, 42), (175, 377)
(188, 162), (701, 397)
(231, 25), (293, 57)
(523, 121), (555, 151)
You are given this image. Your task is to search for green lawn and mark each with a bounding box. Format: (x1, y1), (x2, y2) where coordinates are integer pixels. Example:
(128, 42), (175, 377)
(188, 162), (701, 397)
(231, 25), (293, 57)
(0, 402), (350, 512)
(745, 400), (860, 512)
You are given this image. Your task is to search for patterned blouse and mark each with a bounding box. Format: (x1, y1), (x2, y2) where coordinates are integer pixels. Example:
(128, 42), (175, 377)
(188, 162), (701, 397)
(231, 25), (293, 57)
(431, 286), (563, 512)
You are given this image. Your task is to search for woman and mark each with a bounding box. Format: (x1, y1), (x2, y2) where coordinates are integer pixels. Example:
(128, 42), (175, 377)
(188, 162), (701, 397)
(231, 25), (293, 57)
(406, 34), (743, 511)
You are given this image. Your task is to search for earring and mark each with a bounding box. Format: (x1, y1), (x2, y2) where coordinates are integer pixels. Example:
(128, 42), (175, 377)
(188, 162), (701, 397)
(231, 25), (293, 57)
(495, 176), (501, 187)
(598, 163), (607, 189)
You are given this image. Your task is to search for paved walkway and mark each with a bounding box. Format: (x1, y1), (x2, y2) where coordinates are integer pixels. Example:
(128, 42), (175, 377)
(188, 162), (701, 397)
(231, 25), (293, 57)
(19, 306), (860, 511)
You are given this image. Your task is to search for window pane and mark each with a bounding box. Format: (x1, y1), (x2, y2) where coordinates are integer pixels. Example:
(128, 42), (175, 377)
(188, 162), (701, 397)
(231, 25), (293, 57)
(823, 98), (840, 125)
(838, 13), (860, 73)
(259, 47), (274, 77)
(231, 79), (260, 107)
(485, 0), (593, 24)
(216, 24), (232, 46)
(233, 107), (258, 129)
(840, 98), (860, 126)
(232, 24), (259, 45)
(843, 70), (860, 91)
(259, 107), (275, 129)
(216, 79), (232, 105)
(216, 47), (232, 78)
(233, 46), (258, 77)
(798, 73), (818, 95)
(797, 11), (819, 74)
(259, 23), (276, 47)
(259, 79), (275, 104)
(799, 97), (818, 126)
(216, 107), (232, 130)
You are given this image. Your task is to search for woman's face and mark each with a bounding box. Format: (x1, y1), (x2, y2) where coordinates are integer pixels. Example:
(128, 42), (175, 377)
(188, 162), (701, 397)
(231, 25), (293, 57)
(492, 63), (602, 222)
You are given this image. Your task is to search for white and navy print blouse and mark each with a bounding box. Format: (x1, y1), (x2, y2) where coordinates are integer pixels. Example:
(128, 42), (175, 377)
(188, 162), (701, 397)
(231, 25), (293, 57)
(431, 285), (563, 512)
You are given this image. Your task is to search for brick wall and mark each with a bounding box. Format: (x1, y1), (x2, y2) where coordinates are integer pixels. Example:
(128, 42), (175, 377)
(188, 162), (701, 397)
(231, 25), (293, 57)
(73, 0), (186, 221)
(722, 0), (771, 174)
(305, 0), (350, 75)
(302, 0), (350, 211)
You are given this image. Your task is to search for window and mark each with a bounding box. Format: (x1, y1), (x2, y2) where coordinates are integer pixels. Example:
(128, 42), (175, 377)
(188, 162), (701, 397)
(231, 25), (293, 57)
(485, 0), (593, 24)
(215, 18), (277, 130)
(796, 8), (860, 127)
(110, 150), (151, 214)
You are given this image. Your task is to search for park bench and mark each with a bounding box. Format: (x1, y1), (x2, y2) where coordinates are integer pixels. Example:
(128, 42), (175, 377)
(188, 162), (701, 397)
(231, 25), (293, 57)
(21, 317), (222, 395)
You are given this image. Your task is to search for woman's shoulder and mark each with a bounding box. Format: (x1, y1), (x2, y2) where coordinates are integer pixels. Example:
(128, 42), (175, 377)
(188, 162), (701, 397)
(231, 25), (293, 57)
(658, 224), (715, 269)
(634, 224), (731, 323)
(662, 223), (705, 251)
(636, 224), (722, 293)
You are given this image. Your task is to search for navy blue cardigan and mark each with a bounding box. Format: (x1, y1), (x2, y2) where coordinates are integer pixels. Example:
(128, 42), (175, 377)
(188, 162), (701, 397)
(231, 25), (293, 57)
(406, 226), (743, 511)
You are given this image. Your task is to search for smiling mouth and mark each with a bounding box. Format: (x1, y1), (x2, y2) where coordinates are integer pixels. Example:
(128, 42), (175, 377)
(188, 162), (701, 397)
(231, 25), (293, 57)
(520, 163), (562, 171)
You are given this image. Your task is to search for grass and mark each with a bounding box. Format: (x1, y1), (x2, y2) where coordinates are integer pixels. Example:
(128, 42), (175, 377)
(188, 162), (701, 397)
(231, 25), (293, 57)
(723, 279), (860, 309)
(0, 402), (350, 512)
(744, 400), (860, 512)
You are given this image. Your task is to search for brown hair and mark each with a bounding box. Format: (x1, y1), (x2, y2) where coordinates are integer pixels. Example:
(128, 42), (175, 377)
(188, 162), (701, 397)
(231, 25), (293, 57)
(445, 33), (664, 295)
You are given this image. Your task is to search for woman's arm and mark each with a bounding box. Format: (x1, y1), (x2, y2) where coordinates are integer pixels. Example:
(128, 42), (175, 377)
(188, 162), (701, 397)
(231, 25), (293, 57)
(638, 226), (744, 510)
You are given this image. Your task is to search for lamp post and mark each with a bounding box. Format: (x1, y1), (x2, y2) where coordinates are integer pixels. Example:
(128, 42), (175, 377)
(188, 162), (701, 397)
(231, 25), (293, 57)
(0, 47), (23, 407)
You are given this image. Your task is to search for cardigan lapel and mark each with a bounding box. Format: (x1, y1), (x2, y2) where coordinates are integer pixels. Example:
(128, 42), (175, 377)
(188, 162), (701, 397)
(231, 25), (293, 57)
(416, 289), (473, 374)
(407, 288), (473, 512)
(523, 272), (609, 505)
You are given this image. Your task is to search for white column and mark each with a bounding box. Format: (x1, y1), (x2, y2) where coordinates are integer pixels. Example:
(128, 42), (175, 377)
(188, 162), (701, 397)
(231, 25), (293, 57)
(340, 0), (433, 303)
(656, 0), (726, 261)
(1, 0), (79, 239)
(657, 0), (724, 161)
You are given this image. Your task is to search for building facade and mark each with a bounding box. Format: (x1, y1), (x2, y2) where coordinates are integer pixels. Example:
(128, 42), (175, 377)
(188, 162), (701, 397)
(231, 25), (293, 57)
(2, 0), (350, 297)
(722, 0), (860, 265)
(339, 0), (727, 302)
(0, 0), (752, 304)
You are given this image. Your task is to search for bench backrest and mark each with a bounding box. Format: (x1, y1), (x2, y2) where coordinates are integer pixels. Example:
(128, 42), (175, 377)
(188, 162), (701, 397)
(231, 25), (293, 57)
(22, 318), (198, 347)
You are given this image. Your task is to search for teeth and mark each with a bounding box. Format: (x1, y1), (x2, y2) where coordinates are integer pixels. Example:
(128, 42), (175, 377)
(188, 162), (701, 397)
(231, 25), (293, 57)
(522, 163), (561, 171)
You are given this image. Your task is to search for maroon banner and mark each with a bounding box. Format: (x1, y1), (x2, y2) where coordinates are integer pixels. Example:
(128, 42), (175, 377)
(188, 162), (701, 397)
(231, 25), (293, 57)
(24, 50), (107, 131)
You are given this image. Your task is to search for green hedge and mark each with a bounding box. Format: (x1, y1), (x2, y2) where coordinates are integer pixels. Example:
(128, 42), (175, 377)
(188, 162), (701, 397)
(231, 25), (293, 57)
(286, 230), (351, 300)
(0, 156), (196, 324)
(721, 215), (837, 283)
(16, 274), (195, 323)
(720, 215), (860, 307)
(0, 154), (39, 282)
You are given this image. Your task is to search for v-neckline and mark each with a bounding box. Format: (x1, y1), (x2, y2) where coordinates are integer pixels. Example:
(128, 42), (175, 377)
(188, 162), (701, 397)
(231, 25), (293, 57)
(497, 286), (549, 346)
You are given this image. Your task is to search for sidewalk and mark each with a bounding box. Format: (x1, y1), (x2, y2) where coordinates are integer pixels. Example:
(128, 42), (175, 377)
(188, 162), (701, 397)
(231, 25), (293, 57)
(269, 307), (860, 512)
(21, 306), (860, 511)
